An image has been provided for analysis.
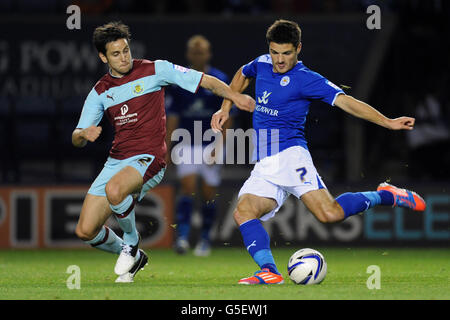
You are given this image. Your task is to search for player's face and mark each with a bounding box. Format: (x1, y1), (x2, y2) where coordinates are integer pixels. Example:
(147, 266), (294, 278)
(269, 42), (301, 74)
(186, 42), (211, 72)
(100, 38), (132, 77)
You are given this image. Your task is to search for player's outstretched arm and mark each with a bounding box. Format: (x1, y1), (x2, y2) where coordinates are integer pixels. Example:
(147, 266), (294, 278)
(211, 66), (252, 132)
(219, 66), (253, 113)
(334, 94), (415, 130)
(200, 73), (255, 113)
(72, 126), (102, 148)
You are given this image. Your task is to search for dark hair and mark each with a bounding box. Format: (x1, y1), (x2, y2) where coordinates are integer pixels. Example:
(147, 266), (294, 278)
(266, 19), (302, 47)
(93, 21), (131, 55)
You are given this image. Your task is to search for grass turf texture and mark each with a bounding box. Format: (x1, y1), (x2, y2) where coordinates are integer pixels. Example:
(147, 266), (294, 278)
(0, 247), (448, 300)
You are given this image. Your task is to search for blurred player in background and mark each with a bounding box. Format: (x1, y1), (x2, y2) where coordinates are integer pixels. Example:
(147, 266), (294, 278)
(72, 21), (254, 283)
(165, 35), (232, 256)
(211, 19), (426, 285)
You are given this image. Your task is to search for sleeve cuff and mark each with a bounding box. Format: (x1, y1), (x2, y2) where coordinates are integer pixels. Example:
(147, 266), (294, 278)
(331, 91), (345, 106)
(194, 73), (204, 94)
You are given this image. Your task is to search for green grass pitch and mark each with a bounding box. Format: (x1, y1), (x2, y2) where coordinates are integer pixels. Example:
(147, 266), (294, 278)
(0, 247), (448, 300)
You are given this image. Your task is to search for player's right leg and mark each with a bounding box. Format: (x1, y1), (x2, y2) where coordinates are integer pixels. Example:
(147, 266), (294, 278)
(75, 194), (123, 254)
(106, 164), (146, 276)
(85, 155), (147, 276)
(193, 163), (221, 257)
(234, 176), (287, 285)
(174, 166), (198, 254)
(193, 181), (216, 257)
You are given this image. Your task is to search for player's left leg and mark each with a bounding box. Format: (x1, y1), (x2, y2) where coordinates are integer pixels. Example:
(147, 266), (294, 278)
(300, 188), (345, 223)
(301, 187), (395, 223)
(301, 184), (426, 224)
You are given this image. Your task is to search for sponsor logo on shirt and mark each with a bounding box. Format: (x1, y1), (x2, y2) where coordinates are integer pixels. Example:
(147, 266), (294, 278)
(255, 105), (278, 116)
(138, 157), (153, 167)
(256, 91), (278, 116)
(173, 64), (188, 73)
(326, 80), (340, 91)
(114, 104), (138, 126)
(120, 104), (128, 115)
(257, 91), (272, 105)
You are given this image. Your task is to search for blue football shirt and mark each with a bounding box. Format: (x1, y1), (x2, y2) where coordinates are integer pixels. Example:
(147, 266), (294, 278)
(242, 54), (344, 161)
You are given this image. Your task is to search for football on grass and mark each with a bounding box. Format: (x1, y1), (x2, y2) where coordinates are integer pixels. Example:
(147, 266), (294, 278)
(287, 248), (327, 285)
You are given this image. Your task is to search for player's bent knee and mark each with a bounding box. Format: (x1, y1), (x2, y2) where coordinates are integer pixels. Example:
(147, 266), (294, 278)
(75, 227), (91, 241)
(311, 200), (344, 224)
(316, 212), (334, 224)
(316, 208), (343, 224)
(233, 208), (248, 226)
(75, 223), (98, 241)
(233, 208), (242, 224)
(233, 203), (258, 225)
(105, 182), (124, 206)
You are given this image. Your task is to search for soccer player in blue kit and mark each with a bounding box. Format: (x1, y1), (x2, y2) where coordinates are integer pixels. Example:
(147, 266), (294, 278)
(211, 19), (426, 284)
(166, 35), (232, 256)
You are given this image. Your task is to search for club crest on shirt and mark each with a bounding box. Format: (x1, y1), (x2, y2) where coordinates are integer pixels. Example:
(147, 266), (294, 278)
(280, 76), (290, 86)
(133, 82), (144, 95)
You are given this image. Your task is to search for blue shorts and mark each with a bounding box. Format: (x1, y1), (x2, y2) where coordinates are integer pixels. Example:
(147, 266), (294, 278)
(88, 153), (166, 201)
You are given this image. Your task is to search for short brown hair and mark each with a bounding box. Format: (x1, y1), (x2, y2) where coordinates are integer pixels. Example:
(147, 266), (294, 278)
(93, 21), (131, 55)
(266, 19), (302, 47)
(187, 35), (211, 50)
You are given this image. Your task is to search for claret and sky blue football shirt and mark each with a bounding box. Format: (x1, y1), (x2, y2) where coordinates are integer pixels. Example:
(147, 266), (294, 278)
(76, 59), (203, 160)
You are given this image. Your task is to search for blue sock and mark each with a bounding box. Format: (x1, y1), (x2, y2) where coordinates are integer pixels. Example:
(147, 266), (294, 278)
(110, 195), (139, 246)
(239, 219), (279, 274)
(176, 195), (193, 239)
(336, 191), (395, 218)
(201, 201), (216, 241)
(377, 190), (395, 206)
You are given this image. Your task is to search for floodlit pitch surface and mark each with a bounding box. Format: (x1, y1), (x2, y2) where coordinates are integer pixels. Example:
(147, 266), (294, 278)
(0, 248), (448, 300)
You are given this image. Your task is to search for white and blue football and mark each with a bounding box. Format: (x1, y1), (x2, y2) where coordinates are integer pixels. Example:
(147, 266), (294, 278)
(287, 248), (327, 285)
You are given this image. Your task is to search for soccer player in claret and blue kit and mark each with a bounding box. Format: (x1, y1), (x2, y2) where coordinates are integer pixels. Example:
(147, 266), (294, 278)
(72, 21), (254, 283)
(211, 19), (426, 285)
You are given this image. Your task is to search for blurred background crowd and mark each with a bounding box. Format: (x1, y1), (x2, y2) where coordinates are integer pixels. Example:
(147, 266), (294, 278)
(0, 0), (448, 186)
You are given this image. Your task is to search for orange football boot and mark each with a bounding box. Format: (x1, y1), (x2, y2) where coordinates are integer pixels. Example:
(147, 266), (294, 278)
(238, 268), (284, 285)
(377, 182), (426, 211)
